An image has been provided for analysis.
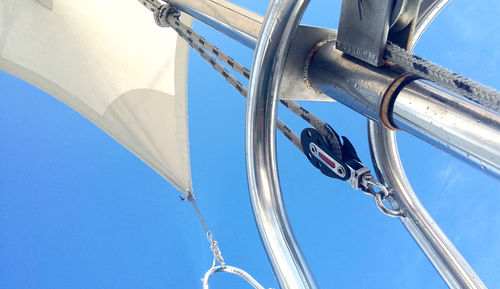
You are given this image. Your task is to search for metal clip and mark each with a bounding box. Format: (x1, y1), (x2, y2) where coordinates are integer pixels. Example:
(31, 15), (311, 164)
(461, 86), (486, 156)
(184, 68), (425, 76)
(337, 0), (394, 66)
(347, 167), (371, 190)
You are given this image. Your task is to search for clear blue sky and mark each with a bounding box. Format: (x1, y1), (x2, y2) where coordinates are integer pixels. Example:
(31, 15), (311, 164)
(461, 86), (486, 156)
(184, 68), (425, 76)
(1, 1), (499, 288)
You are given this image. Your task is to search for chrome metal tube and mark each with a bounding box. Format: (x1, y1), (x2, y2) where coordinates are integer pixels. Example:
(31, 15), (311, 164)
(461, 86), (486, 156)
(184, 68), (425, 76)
(368, 1), (487, 288)
(245, 0), (318, 288)
(308, 41), (500, 178)
(170, 0), (493, 287)
(168, 0), (500, 176)
(394, 80), (499, 175)
(166, 0), (262, 48)
(368, 122), (487, 289)
(414, 0), (452, 47)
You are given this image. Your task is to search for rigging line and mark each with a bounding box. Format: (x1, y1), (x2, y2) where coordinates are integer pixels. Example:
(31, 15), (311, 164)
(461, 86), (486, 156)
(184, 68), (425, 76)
(161, 12), (304, 151)
(166, 12), (341, 154)
(385, 42), (500, 113)
(169, 14), (336, 121)
(170, 3), (500, 117)
(164, 12), (343, 154)
(185, 190), (210, 234)
(279, 99), (342, 158)
(140, 1), (340, 154)
(137, 5), (224, 266)
(184, 190), (226, 267)
(140, 0), (161, 11)
(135, 3), (308, 287)
(167, 3), (399, 218)
(166, 14), (251, 79)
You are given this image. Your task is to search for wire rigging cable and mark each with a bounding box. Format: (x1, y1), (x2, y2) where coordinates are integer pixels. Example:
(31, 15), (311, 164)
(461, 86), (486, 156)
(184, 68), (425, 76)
(182, 190), (266, 289)
(183, 190), (225, 268)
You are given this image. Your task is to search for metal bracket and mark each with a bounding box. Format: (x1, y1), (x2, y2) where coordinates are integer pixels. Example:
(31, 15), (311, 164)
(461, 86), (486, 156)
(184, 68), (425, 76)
(337, 0), (394, 66)
(336, 0), (420, 66)
(347, 167), (371, 190)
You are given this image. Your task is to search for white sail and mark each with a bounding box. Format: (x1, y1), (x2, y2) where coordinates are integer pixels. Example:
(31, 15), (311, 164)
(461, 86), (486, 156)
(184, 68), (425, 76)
(0, 0), (192, 192)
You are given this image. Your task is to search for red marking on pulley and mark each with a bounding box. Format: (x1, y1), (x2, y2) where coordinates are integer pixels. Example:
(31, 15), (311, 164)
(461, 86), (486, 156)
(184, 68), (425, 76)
(318, 151), (336, 168)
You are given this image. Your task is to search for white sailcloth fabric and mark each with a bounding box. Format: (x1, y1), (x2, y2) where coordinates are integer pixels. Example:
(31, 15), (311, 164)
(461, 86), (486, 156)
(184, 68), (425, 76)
(0, 0), (193, 192)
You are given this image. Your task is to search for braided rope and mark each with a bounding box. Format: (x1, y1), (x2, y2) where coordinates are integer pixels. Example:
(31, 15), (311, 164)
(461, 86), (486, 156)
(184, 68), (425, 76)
(138, 1), (344, 155)
(168, 14), (251, 79)
(385, 42), (500, 113)
(135, 3), (356, 287)
(172, 23), (248, 96)
(152, 7), (304, 152)
(139, 0), (160, 11)
(164, 9), (345, 155)
(279, 100), (342, 159)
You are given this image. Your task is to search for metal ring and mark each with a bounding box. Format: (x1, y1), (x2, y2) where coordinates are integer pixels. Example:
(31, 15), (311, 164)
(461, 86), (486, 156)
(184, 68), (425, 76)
(374, 192), (405, 218)
(364, 179), (390, 197)
(202, 265), (265, 289)
(365, 179), (405, 217)
(379, 72), (420, 131)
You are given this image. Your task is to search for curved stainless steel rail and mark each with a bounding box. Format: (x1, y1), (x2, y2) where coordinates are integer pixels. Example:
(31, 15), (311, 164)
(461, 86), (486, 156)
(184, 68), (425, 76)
(165, 0), (491, 287)
(368, 0), (487, 288)
(245, 0), (318, 288)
